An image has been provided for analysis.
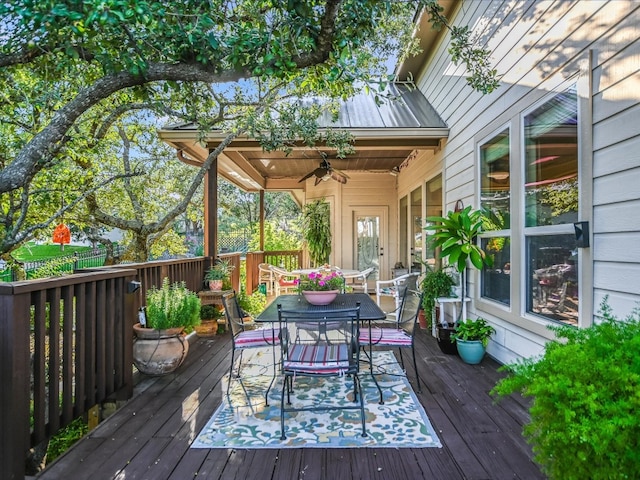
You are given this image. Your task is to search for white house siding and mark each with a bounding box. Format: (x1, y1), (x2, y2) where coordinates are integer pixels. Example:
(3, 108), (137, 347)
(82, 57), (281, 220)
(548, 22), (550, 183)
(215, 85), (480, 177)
(411, 0), (640, 363)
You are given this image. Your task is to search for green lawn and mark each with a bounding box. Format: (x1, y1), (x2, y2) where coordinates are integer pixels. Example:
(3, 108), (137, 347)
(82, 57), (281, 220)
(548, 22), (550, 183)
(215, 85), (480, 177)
(12, 243), (93, 262)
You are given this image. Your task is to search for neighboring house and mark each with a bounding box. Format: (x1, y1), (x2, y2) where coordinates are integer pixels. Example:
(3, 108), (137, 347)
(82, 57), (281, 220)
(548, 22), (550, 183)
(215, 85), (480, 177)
(159, 0), (640, 364)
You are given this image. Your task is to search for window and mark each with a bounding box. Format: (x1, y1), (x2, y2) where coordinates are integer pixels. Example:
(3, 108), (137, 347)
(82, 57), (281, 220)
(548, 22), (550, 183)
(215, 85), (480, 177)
(411, 187), (422, 272)
(524, 86), (578, 227)
(399, 195), (408, 268)
(425, 175), (442, 268)
(523, 86), (579, 325)
(480, 129), (511, 305)
(477, 84), (580, 326)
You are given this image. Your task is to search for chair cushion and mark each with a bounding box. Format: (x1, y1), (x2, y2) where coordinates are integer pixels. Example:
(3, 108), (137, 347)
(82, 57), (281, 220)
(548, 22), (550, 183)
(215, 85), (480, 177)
(379, 287), (397, 296)
(235, 328), (280, 347)
(360, 328), (412, 346)
(284, 344), (350, 374)
(279, 279), (297, 287)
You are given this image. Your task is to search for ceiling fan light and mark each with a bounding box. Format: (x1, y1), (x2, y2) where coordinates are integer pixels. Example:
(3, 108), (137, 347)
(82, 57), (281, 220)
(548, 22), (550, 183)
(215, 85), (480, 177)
(487, 171), (510, 181)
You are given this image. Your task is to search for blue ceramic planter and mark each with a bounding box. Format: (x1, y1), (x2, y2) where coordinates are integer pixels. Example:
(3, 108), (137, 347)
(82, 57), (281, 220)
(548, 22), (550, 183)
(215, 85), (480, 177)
(456, 339), (486, 364)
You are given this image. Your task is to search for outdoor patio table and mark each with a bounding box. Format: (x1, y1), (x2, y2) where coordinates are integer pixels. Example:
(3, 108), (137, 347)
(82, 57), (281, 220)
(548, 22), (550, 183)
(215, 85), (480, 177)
(256, 293), (387, 402)
(256, 293), (385, 323)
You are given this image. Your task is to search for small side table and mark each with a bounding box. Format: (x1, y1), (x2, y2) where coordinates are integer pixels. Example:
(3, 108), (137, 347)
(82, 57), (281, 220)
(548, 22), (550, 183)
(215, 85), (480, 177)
(198, 290), (232, 326)
(431, 296), (471, 337)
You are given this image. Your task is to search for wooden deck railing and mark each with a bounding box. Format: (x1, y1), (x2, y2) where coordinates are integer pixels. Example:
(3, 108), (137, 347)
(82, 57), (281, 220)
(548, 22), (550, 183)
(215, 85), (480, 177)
(0, 256), (216, 480)
(245, 250), (303, 294)
(0, 250), (279, 479)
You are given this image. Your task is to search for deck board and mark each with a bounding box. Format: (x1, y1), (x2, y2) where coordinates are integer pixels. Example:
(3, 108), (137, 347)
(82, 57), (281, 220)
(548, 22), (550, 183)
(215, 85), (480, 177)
(36, 317), (545, 480)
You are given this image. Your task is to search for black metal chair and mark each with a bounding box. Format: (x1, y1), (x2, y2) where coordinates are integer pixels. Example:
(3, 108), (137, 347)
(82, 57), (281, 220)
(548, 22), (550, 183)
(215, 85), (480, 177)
(360, 288), (423, 404)
(277, 304), (366, 440)
(222, 291), (280, 406)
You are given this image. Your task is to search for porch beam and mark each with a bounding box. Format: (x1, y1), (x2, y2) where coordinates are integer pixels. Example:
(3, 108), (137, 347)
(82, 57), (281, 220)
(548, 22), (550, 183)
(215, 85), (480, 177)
(204, 152), (218, 258)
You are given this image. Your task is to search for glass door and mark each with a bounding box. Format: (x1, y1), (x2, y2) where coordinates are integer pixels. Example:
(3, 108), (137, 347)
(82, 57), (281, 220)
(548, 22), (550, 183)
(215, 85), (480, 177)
(353, 207), (388, 284)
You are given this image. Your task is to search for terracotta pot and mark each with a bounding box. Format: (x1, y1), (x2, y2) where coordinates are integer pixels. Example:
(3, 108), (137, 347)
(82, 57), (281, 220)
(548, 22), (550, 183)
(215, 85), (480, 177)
(418, 310), (428, 329)
(194, 320), (218, 338)
(132, 323), (189, 375)
(302, 290), (339, 305)
(209, 279), (223, 291)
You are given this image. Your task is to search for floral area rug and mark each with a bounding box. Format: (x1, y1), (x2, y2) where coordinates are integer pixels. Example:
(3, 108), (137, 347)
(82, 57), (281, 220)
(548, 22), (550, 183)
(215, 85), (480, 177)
(191, 349), (441, 449)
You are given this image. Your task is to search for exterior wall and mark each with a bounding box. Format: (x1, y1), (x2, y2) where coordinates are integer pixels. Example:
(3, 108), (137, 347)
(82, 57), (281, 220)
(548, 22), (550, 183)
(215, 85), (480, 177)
(305, 172), (397, 277)
(412, 0), (640, 363)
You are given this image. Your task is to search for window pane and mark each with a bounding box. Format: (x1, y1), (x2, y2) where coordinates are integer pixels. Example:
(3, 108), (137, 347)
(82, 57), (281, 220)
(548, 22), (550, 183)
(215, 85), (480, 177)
(481, 237), (511, 305)
(527, 235), (578, 325)
(524, 86), (578, 227)
(480, 129), (510, 230)
(399, 195), (408, 268)
(411, 187), (422, 272)
(425, 175), (442, 268)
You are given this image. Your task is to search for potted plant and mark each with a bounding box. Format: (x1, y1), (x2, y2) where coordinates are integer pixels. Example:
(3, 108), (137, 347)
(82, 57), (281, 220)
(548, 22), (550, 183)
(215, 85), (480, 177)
(204, 259), (234, 291)
(451, 317), (495, 364)
(425, 205), (493, 352)
(297, 270), (344, 305)
(420, 267), (456, 330)
(194, 304), (224, 337)
(133, 278), (201, 375)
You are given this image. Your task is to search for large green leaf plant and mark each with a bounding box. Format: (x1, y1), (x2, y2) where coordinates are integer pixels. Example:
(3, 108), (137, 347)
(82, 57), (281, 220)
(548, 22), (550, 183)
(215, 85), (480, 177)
(425, 205), (493, 324)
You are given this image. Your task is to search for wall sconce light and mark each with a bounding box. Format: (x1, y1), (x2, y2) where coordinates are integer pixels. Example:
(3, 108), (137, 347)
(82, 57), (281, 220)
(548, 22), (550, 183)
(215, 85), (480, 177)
(574, 221), (590, 248)
(389, 166), (400, 176)
(127, 280), (141, 294)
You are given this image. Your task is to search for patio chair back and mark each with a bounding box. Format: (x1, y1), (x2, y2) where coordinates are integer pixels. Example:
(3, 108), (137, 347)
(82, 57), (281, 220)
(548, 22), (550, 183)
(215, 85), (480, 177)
(361, 288), (423, 401)
(258, 263), (275, 294)
(276, 304), (366, 440)
(271, 266), (300, 295)
(222, 291), (280, 406)
(343, 267), (375, 294)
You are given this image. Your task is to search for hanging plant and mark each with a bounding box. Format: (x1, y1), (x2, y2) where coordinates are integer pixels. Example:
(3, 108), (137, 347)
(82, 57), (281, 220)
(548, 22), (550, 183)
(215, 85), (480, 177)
(302, 199), (331, 267)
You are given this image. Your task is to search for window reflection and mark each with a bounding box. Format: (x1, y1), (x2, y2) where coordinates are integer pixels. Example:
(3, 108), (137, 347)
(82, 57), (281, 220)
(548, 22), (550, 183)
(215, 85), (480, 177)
(481, 237), (510, 306)
(524, 86), (578, 227)
(481, 129), (510, 229)
(527, 235), (579, 325)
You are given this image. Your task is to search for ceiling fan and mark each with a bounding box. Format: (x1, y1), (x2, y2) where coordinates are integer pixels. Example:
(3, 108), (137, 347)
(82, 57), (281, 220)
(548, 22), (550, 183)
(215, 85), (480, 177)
(298, 154), (350, 185)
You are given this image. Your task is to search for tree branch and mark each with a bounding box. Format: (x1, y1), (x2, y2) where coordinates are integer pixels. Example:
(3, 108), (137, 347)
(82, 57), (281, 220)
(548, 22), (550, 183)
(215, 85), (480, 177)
(0, 171), (142, 252)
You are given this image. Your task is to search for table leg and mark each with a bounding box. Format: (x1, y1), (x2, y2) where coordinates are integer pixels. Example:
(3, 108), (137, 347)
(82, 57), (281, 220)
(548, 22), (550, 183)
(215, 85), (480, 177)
(367, 320), (384, 405)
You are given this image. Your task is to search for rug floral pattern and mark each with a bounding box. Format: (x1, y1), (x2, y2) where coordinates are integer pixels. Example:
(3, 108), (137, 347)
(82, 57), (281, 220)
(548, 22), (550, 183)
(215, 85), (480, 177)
(192, 350), (441, 449)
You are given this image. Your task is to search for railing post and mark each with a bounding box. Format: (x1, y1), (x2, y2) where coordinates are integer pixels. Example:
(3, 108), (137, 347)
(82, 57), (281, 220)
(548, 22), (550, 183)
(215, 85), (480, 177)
(0, 287), (31, 480)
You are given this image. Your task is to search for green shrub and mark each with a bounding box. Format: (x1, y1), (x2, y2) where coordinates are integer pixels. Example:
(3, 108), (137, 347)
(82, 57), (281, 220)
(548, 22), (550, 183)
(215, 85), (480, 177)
(145, 278), (200, 332)
(492, 299), (640, 479)
(237, 289), (267, 317)
(47, 417), (88, 462)
(200, 305), (223, 320)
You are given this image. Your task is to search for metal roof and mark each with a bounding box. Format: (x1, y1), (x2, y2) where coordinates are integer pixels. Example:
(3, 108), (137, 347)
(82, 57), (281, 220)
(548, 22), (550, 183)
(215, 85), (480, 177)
(158, 83), (448, 194)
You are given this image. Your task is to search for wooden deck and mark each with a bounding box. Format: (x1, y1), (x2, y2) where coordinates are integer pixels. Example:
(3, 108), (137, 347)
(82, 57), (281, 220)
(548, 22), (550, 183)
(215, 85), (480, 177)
(35, 322), (544, 480)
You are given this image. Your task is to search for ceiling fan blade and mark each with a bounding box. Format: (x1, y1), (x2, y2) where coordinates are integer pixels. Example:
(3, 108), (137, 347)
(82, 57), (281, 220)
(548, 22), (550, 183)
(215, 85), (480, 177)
(298, 170), (316, 183)
(331, 167), (350, 179)
(330, 171), (348, 184)
(314, 176), (323, 186)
